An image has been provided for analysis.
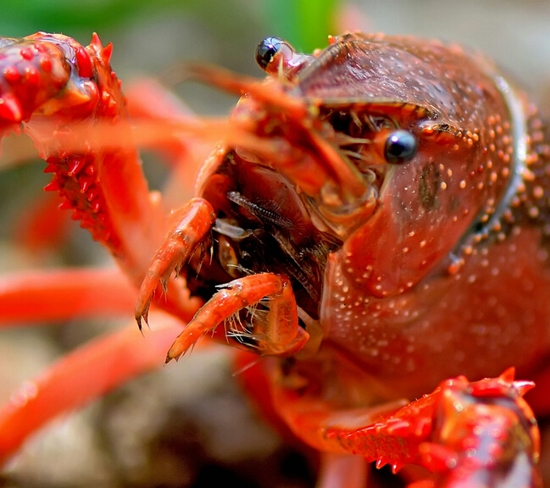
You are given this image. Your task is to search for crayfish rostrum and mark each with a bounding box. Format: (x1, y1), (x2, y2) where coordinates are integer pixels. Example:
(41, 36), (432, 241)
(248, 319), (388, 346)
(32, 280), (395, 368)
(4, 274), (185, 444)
(0, 29), (549, 487)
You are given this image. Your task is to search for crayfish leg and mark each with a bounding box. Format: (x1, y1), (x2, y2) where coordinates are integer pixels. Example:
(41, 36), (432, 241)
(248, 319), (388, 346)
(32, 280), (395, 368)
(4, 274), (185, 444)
(0, 268), (135, 325)
(0, 312), (183, 466)
(135, 197), (216, 327)
(166, 273), (309, 361)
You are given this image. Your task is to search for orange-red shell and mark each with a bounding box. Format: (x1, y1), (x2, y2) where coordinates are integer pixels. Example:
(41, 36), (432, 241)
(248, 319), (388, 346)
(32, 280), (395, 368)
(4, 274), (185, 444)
(193, 33), (550, 404)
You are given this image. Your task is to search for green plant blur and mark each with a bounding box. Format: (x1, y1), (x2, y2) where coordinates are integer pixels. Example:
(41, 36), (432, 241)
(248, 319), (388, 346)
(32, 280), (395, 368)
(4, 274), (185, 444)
(0, 0), (341, 52)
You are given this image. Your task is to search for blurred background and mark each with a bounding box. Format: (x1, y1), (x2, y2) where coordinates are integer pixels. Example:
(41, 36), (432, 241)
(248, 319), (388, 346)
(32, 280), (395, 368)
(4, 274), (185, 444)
(0, 1), (549, 487)
(1, 0), (550, 94)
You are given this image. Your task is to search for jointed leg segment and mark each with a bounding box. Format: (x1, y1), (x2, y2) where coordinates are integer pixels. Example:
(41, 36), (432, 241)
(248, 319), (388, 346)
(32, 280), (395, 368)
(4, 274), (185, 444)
(167, 273), (310, 361)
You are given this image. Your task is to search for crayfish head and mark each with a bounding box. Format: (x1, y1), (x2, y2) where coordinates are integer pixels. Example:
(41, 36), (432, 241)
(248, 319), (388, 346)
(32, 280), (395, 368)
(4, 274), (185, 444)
(280, 32), (525, 299)
(194, 32), (523, 301)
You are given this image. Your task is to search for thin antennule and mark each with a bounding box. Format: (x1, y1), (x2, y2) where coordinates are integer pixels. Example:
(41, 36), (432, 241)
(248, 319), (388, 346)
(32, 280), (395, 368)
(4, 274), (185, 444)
(162, 62), (308, 119)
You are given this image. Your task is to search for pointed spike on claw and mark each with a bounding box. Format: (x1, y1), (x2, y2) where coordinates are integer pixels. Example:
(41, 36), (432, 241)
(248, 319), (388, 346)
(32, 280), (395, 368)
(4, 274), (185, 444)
(44, 179), (60, 191)
(514, 380), (536, 397)
(499, 367), (516, 385)
(391, 463), (403, 474)
(91, 32), (103, 51)
(75, 46), (93, 78)
(100, 43), (113, 65)
(0, 93), (23, 122)
(68, 157), (86, 176)
(58, 200), (73, 210)
(375, 459), (385, 470)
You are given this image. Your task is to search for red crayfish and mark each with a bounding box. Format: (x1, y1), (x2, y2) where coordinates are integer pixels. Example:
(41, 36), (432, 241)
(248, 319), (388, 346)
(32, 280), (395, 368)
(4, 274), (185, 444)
(0, 30), (549, 487)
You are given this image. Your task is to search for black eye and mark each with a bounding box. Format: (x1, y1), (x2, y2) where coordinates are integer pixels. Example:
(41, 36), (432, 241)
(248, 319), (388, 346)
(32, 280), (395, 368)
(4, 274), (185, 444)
(255, 37), (283, 70)
(384, 130), (417, 164)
